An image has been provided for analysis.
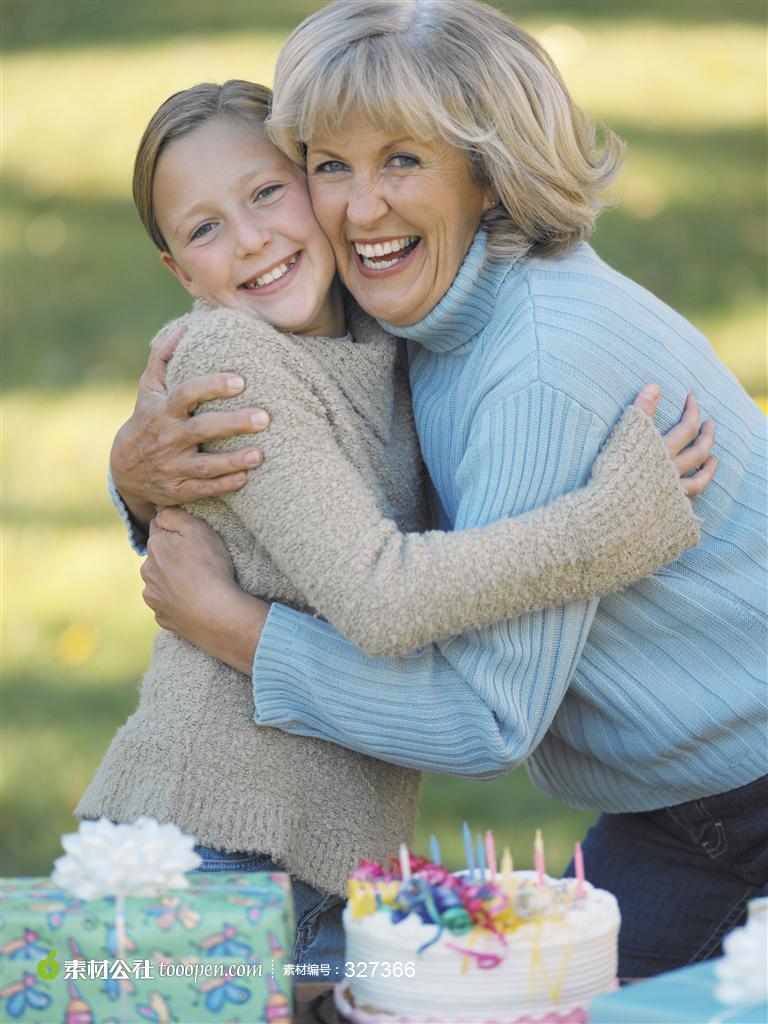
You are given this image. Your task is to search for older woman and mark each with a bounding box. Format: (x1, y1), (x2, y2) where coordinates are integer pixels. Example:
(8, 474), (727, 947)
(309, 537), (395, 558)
(113, 0), (765, 979)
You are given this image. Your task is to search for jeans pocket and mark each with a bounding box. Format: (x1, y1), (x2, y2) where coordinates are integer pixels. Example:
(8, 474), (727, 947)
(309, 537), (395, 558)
(659, 800), (728, 865)
(293, 890), (345, 970)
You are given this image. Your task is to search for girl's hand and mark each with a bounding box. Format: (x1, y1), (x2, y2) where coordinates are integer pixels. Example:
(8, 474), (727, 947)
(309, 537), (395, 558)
(111, 328), (270, 528)
(141, 507), (268, 675)
(633, 386), (717, 498)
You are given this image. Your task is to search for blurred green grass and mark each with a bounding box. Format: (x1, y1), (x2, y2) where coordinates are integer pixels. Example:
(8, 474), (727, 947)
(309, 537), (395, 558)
(2, 0), (766, 878)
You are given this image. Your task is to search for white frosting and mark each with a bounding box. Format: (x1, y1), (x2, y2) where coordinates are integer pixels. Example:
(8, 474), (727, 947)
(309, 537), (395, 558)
(343, 872), (620, 1023)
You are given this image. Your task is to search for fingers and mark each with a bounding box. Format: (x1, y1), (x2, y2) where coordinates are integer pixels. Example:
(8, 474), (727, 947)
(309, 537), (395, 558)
(662, 394), (700, 456)
(181, 471), (250, 501)
(632, 384), (660, 417)
(152, 325), (187, 365)
(181, 408), (270, 445)
(154, 507), (202, 534)
(139, 326), (187, 397)
(188, 448), (263, 479)
(167, 372), (248, 418)
(153, 507), (186, 533)
(168, 471), (250, 504)
(679, 455), (717, 497)
(153, 445), (261, 499)
(672, 419), (714, 475)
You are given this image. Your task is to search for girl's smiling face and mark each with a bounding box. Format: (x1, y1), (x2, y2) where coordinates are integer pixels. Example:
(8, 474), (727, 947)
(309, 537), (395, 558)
(154, 117), (344, 337)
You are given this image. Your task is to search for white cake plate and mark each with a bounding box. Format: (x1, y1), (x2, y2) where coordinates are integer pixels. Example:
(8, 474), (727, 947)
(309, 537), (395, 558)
(333, 981), (589, 1024)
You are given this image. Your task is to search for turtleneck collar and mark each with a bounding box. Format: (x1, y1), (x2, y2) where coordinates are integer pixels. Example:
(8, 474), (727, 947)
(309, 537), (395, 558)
(376, 231), (510, 353)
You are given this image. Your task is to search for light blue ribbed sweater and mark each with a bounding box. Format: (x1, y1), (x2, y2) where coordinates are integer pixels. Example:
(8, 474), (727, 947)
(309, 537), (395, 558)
(252, 231), (767, 812)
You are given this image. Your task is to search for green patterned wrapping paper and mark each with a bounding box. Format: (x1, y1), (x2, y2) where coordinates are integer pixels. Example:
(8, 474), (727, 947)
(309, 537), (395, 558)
(0, 872), (293, 1023)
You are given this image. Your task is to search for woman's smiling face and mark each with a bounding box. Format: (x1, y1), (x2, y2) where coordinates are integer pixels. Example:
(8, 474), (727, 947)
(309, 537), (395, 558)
(154, 117), (344, 337)
(306, 111), (495, 327)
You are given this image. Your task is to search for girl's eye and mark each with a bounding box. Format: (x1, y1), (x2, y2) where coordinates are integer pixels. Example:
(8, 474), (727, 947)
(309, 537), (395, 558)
(312, 160), (348, 175)
(254, 184), (284, 202)
(388, 154), (419, 169)
(190, 222), (215, 241)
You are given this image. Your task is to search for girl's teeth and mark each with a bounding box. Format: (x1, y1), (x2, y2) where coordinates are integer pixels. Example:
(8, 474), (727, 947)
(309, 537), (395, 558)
(246, 255), (298, 289)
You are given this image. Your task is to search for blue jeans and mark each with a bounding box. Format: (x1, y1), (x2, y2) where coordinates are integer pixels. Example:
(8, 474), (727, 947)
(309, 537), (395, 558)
(563, 773), (768, 980)
(193, 845), (345, 976)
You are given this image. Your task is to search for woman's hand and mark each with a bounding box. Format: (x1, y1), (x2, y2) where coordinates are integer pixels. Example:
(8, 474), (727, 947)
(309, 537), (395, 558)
(111, 328), (271, 529)
(633, 386), (717, 497)
(141, 507), (269, 676)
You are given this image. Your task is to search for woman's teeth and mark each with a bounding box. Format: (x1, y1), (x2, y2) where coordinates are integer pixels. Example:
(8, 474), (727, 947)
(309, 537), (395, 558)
(354, 236), (419, 270)
(243, 254), (298, 289)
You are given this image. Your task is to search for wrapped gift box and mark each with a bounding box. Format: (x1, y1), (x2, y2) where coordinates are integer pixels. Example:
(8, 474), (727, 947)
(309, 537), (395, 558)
(0, 872), (293, 1023)
(589, 960), (767, 1024)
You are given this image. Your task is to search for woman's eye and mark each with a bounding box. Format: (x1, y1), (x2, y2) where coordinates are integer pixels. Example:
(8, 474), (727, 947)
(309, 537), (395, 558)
(190, 222), (215, 241)
(254, 184), (283, 202)
(388, 154), (420, 170)
(313, 160), (348, 174)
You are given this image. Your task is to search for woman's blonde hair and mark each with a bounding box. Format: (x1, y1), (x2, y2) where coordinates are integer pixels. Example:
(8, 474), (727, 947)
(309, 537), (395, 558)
(133, 80), (272, 251)
(268, 0), (624, 263)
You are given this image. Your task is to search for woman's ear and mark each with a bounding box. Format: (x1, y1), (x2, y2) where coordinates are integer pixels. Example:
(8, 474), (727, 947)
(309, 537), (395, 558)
(483, 191), (501, 213)
(160, 251), (202, 299)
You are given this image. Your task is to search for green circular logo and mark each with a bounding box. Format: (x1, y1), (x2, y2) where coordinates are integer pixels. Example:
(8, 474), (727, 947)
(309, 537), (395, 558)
(37, 950), (60, 980)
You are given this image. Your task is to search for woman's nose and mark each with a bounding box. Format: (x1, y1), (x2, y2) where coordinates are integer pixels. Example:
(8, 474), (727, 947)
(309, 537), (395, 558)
(345, 176), (390, 228)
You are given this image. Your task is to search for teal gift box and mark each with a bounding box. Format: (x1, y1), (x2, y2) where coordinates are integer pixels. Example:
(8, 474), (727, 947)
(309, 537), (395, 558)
(589, 960), (767, 1024)
(0, 872), (293, 1023)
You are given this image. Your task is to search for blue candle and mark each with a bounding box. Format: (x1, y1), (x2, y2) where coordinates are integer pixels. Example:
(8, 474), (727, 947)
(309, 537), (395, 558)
(429, 834), (442, 866)
(462, 822), (475, 879)
(476, 834), (486, 879)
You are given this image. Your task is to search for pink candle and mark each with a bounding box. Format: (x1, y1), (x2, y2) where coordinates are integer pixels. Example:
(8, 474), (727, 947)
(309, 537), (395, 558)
(485, 830), (497, 880)
(534, 829), (546, 887)
(574, 841), (585, 898)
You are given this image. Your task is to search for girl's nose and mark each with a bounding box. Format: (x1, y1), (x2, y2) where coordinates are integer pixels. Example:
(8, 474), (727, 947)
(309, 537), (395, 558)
(234, 217), (271, 259)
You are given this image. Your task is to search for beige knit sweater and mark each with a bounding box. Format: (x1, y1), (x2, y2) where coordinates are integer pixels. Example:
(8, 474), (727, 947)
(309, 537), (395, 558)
(76, 300), (698, 895)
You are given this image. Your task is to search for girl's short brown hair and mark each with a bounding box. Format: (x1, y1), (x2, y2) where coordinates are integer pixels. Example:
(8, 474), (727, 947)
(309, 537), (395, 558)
(133, 80), (272, 251)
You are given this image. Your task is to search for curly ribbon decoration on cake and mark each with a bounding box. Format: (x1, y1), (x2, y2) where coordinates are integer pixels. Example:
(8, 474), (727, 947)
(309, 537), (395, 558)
(392, 879), (473, 954)
(443, 942), (504, 970)
(462, 883), (511, 933)
(528, 918), (573, 1003)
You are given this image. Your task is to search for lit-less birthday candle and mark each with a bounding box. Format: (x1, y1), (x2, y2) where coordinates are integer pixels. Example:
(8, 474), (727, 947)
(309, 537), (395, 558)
(485, 830), (497, 880)
(462, 822), (475, 880)
(501, 846), (513, 878)
(476, 835), (487, 880)
(500, 846), (516, 899)
(574, 841), (585, 898)
(534, 829), (546, 887)
(429, 834), (442, 866)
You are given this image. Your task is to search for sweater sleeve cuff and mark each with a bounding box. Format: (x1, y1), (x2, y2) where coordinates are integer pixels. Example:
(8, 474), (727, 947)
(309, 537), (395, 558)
(251, 603), (321, 729)
(108, 469), (149, 555)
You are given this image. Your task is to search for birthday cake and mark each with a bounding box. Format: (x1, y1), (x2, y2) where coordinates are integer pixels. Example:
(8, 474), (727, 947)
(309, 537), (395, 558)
(334, 848), (620, 1024)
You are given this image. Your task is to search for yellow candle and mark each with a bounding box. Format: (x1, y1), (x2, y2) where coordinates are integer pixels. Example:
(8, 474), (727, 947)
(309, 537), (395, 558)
(501, 846), (514, 877)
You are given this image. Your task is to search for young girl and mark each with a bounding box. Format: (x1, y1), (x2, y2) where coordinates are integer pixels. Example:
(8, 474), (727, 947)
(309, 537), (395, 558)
(77, 80), (711, 971)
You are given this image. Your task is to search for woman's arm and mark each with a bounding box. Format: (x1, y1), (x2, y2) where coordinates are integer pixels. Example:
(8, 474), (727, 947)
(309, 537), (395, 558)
(109, 323), (270, 543)
(165, 310), (706, 658)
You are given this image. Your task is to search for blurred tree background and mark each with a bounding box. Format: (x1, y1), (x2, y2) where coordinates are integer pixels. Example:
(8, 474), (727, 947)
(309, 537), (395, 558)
(2, 0), (766, 878)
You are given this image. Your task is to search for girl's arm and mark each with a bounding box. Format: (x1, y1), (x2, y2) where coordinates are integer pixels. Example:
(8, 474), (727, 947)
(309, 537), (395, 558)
(166, 309), (701, 658)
